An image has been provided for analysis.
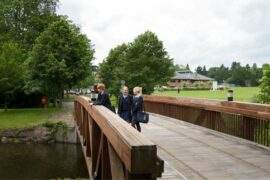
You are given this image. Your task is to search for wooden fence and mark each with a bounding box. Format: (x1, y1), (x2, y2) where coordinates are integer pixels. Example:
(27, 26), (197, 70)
(74, 96), (164, 180)
(144, 95), (270, 147)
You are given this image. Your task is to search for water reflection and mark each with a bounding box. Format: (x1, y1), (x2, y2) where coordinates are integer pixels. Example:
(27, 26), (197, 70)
(0, 143), (89, 179)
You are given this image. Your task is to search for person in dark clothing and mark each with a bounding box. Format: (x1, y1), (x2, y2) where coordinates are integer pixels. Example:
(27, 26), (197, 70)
(131, 87), (143, 132)
(92, 83), (113, 111)
(118, 86), (133, 123)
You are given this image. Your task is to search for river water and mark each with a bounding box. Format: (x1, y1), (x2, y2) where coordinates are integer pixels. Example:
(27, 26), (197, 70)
(0, 143), (89, 179)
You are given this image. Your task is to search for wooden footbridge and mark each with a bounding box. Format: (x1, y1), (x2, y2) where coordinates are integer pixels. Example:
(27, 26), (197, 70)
(74, 95), (270, 180)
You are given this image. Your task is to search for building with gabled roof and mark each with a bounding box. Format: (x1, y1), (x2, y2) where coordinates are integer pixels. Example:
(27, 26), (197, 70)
(168, 70), (214, 89)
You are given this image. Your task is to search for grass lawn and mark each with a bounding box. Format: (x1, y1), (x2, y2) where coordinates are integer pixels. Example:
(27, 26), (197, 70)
(0, 108), (60, 130)
(153, 87), (260, 102)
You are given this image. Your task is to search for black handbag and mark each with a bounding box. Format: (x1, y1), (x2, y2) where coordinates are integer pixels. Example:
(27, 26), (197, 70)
(137, 101), (149, 123)
(137, 111), (149, 123)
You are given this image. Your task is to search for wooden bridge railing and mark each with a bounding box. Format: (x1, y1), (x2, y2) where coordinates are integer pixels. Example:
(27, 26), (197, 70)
(144, 95), (270, 147)
(74, 96), (164, 180)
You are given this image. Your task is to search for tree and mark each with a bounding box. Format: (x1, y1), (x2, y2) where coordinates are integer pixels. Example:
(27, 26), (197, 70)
(228, 62), (247, 86)
(258, 64), (270, 103)
(250, 63), (262, 86)
(99, 31), (174, 95)
(99, 43), (128, 96)
(202, 66), (207, 75)
(207, 64), (230, 83)
(29, 18), (94, 106)
(186, 64), (190, 70)
(121, 31), (174, 94)
(0, 42), (25, 110)
(0, 0), (59, 51)
(196, 66), (203, 74)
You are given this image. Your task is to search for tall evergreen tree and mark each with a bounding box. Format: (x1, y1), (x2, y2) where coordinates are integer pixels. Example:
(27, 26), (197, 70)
(202, 66), (207, 75)
(196, 66), (203, 74)
(186, 64), (190, 71)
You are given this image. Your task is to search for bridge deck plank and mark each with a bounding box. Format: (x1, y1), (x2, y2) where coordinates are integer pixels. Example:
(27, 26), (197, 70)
(141, 113), (270, 180)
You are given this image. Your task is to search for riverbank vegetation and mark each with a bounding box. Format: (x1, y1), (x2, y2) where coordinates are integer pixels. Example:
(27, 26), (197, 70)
(0, 108), (60, 130)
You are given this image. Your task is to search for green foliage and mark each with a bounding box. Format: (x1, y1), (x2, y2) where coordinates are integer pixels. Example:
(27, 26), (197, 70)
(205, 62), (262, 86)
(202, 66), (207, 75)
(75, 74), (95, 89)
(99, 43), (128, 96)
(0, 42), (25, 109)
(227, 62), (248, 86)
(0, 0), (59, 50)
(195, 65), (208, 75)
(208, 64), (231, 83)
(29, 18), (95, 103)
(0, 0), (61, 108)
(99, 31), (174, 96)
(258, 64), (270, 103)
(196, 66), (203, 74)
(42, 121), (68, 138)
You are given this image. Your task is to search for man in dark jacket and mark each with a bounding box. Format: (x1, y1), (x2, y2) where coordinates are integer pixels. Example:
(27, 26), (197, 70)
(118, 86), (133, 123)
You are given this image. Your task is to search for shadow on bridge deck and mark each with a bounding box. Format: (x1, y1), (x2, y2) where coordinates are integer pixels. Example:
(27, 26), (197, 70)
(141, 113), (270, 180)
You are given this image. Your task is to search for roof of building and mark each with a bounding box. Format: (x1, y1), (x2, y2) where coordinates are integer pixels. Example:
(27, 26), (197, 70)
(171, 70), (214, 81)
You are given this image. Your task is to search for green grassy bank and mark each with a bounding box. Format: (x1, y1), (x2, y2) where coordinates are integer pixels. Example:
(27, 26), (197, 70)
(0, 108), (60, 130)
(153, 87), (260, 102)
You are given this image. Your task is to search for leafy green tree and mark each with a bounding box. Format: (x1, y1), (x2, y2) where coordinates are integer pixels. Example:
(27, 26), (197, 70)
(258, 64), (270, 103)
(207, 64), (230, 83)
(195, 63), (262, 86)
(75, 74), (95, 89)
(120, 31), (174, 94)
(99, 31), (174, 95)
(99, 43), (128, 96)
(0, 0), (59, 50)
(0, 42), (25, 110)
(228, 62), (248, 86)
(29, 18), (94, 106)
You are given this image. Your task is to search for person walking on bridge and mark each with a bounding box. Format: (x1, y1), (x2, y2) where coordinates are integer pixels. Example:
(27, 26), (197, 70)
(92, 83), (114, 112)
(118, 86), (133, 123)
(131, 87), (143, 132)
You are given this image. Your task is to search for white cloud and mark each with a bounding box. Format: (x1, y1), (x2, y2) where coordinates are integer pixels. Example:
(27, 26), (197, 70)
(58, 0), (270, 70)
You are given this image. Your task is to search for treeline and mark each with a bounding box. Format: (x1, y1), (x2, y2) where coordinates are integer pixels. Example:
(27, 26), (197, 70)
(194, 62), (263, 86)
(0, 0), (94, 108)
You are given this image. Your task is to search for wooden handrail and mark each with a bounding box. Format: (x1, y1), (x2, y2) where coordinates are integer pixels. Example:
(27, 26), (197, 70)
(144, 95), (270, 120)
(144, 95), (270, 147)
(74, 96), (163, 179)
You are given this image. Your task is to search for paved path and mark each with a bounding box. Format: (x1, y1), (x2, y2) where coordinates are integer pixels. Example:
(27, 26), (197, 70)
(50, 102), (75, 127)
(141, 113), (270, 180)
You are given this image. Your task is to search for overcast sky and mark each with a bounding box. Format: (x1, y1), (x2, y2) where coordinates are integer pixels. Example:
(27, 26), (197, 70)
(58, 0), (270, 70)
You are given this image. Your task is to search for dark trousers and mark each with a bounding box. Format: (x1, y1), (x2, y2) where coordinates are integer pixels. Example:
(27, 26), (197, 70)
(120, 111), (131, 123)
(132, 113), (141, 132)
